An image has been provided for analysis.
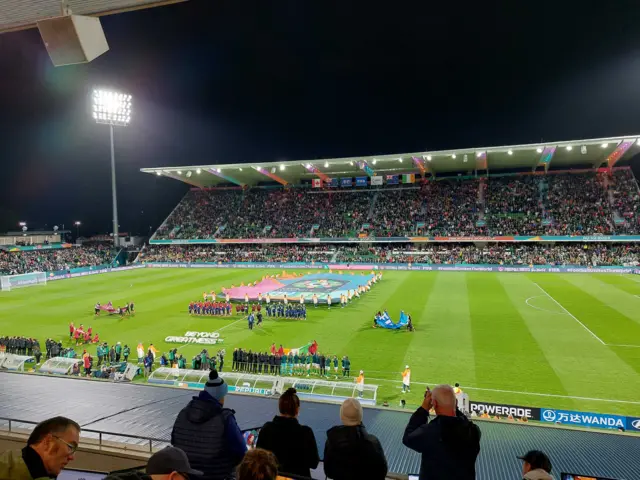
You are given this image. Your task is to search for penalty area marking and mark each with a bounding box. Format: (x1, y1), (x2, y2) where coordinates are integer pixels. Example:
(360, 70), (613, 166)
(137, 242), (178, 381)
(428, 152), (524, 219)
(532, 281), (606, 345)
(366, 376), (640, 406)
(524, 295), (567, 315)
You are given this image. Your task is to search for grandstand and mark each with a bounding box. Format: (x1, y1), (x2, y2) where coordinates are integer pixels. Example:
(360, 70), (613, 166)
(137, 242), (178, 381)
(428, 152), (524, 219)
(141, 136), (640, 241)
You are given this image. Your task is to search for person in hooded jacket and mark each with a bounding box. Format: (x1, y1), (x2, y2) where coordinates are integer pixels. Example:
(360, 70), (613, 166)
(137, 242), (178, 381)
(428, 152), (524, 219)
(518, 450), (554, 480)
(403, 384), (481, 480)
(256, 388), (319, 478)
(171, 370), (246, 480)
(323, 398), (387, 480)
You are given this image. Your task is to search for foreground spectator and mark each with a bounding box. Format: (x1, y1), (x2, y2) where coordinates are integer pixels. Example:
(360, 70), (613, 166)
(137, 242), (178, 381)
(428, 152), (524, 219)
(0, 416), (80, 480)
(236, 448), (278, 480)
(323, 398), (388, 480)
(105, 446), (203, 480)
(171, 370), (246, 480)
(402, 384), (481, 480)
(518, 450), (554, 480)
(256, 388), (319, 478)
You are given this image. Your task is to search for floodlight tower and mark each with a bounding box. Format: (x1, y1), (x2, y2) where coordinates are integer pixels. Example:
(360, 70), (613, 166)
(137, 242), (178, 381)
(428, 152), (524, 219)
(91, 89), (131, 247)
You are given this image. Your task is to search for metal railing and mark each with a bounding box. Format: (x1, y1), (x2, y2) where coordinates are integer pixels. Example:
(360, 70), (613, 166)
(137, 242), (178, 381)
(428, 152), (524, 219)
(0, 416), (168, 453)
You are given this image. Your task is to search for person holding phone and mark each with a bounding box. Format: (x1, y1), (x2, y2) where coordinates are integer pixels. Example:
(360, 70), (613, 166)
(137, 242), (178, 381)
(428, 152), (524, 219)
(402, 384), (481, 480)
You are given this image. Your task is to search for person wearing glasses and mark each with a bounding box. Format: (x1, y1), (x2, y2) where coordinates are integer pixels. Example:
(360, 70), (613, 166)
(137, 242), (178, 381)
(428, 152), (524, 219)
(0, 416), (80, 480)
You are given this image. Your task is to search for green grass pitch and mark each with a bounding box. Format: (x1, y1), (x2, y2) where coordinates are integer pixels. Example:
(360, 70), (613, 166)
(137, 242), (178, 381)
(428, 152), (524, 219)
(1, 268), (639, 416)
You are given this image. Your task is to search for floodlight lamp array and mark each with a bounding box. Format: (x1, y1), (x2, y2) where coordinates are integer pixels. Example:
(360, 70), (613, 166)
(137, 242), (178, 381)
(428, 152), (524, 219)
(92, 90), (132, 126)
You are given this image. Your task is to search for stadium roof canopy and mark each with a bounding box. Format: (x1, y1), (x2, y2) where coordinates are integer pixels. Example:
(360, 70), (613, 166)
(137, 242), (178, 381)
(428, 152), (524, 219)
(0, 0), (185, 33)
(141, 135), (640, 188)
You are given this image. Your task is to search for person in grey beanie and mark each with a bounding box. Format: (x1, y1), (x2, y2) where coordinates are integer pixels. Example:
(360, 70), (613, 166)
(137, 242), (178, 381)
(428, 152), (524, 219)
(171, 370), (246, 480)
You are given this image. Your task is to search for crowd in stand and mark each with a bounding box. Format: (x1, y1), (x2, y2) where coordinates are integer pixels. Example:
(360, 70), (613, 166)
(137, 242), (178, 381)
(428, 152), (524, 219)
(0, 245), (115, 275)
(0, 336), (42, 363)
(139, 242), (640, 266)
(153, 170), (640, 239)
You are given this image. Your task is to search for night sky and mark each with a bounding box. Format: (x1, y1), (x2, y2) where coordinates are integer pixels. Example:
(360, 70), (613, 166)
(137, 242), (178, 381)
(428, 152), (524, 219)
(2, 1), (640, 237)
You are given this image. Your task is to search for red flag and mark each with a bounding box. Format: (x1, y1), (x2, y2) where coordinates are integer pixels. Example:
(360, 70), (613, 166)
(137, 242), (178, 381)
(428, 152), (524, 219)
(312, 179), (322, 188)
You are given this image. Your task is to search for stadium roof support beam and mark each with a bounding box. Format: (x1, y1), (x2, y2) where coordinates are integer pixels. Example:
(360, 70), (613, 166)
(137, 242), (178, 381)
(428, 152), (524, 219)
(411, 156), (429, 176)
(252, 166), (288, 185)
(536, 146), (556, 172)
(475, 151), (488, 171)
(206, 168), (245, 187)
(358, 160), (375, 177)
(303, 163), (330, 182)
(606, 139), (636, 169)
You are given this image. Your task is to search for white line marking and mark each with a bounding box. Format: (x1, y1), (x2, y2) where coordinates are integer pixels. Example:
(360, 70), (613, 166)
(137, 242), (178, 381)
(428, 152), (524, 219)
(532, 281), (606, 345)
(365, 376), (640, 405)
(606, 344), (640, 348)
(524, 295), (566, 315)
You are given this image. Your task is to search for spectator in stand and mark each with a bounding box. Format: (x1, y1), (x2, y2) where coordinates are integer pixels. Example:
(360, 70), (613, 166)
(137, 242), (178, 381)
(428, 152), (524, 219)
(104, 446), (203, 480)
(171, 370), (246, 480)
(402, 384), (481, 480)
(0, 416), (80, 480)
(256, 388), (319, 478)
(323, 398), (388, 480)
(518, 450), (554, 480)
(236, 449), (278, 480)
(0, 245), (115, 276)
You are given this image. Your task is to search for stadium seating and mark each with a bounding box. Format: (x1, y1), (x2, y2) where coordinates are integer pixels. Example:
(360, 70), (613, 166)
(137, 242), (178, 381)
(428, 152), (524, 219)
(0, 245), (116, 275)
(139, 243), (640, 266)
(153, 171), (640, 239)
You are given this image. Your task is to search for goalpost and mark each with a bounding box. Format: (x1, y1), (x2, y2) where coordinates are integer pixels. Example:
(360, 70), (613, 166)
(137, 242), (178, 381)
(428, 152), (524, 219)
(0, 272), (47, 292)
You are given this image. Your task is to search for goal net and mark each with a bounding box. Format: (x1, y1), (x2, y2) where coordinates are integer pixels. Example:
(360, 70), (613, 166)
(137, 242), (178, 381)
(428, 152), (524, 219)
(0, 272), (47, 291)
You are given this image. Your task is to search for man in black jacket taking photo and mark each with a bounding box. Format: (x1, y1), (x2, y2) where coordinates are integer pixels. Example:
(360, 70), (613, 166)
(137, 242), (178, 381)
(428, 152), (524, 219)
(402, 384), (481, 480)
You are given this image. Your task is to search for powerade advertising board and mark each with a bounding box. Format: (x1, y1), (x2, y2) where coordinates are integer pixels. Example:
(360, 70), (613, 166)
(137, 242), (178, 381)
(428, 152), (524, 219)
(540, 408), (626, 430)
(469, 401), (540, 421)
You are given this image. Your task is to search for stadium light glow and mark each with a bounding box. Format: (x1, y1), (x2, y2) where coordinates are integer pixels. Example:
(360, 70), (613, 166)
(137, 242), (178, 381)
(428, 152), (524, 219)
(217, 168), (221, 173)
(426, 155), (432, 161)
(507, 150), (513, 155)
(92, 89), (132, 127)
(349, 161), (354, 166)
(280, 164), (285, 171)
(451, 154), (456, 159)
(637, 139), (640, 146)
(91, 89), (131, 248)
(398, 158), (403, 163)
(601, 143), (608, 148)
(324, 161), (329, 168)
(239, 167), (243, 171)
(566, 145), (573, 151)
(536, 147), (543, 153)
(476, 152), (483, 158)
(196, 168), (201, 174)
(372, 159), (377, 165)
(186, 171), (192, 178)
(18, 222), (26, 227)
(177, 170), (182, 175)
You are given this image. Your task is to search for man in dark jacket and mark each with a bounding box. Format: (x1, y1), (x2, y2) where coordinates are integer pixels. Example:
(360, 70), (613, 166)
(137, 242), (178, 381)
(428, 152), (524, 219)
(324, 398), (387, 480)
(171, 370), (246, 480)
(403, 384), (481, 480)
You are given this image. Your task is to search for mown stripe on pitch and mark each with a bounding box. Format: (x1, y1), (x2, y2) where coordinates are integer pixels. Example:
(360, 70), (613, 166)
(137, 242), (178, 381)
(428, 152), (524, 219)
(535, 274), (640, 345)
(467, 273), (568, 395)
(502, 274), (640, 406)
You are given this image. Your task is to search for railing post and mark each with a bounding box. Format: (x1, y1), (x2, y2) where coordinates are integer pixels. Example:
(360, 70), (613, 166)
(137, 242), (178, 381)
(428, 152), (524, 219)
(8, 419), (11, 433)
(99, 432), (102, 448)
(149, 439), (152, 453)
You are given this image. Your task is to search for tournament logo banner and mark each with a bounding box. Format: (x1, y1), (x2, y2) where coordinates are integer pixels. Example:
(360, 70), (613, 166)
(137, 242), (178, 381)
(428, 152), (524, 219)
(355, 176), (368, 187)
(470, 401), (540, 420)
(540, 408), (626, 430)
(371, 176), (383, 186)
(627, 416), (640, 432)
(341, 177), (353, 187)
(327, 178), (338, 187)
(165, 331), (223, 345)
